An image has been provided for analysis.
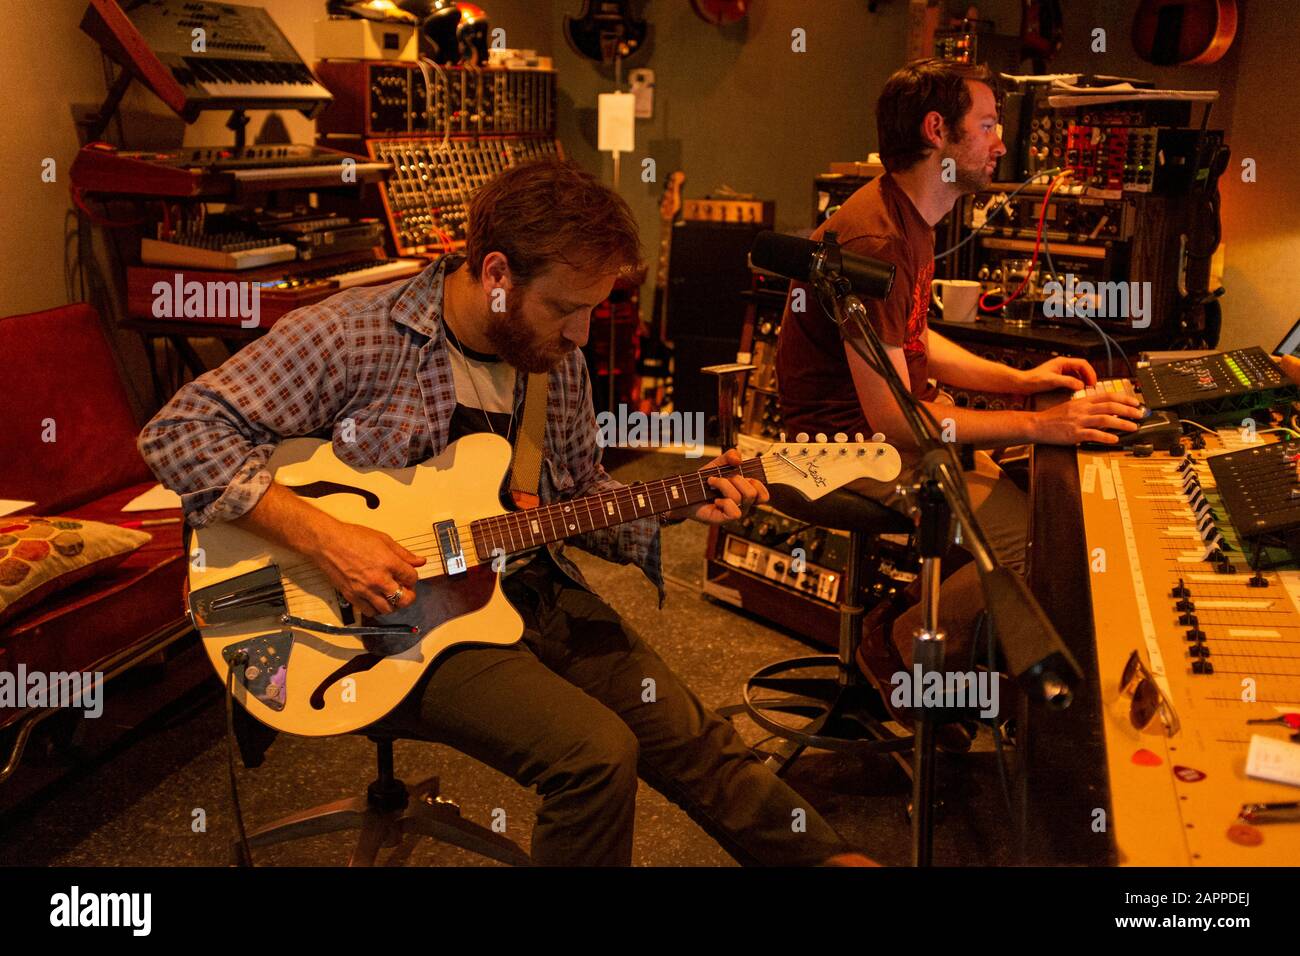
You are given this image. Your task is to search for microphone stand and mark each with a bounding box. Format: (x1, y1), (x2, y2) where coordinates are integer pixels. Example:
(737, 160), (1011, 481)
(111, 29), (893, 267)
(807, 238), (1080, 867)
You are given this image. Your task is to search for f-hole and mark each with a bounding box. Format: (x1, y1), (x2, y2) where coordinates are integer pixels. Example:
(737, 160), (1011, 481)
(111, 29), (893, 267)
(289, 481), (381, 509)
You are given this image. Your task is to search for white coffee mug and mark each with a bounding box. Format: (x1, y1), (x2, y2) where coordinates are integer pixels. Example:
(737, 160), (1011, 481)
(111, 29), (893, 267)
(931, 279), (981, 323)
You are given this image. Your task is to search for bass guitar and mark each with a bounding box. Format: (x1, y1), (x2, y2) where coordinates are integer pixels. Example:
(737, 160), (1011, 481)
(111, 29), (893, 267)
(187, 432), (902, 735)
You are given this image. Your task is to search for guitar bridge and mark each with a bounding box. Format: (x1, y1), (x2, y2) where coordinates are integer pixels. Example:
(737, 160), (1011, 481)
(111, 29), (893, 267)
(189, 566), (287, 628)
(434, 518), (466, 575)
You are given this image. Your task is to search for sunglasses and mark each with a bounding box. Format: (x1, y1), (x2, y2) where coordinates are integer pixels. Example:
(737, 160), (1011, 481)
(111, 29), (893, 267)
(1120, 650), (1181, 736)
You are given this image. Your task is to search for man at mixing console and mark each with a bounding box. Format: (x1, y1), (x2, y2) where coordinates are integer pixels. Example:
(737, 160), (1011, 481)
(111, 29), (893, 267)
(777, 59), (1147, 696)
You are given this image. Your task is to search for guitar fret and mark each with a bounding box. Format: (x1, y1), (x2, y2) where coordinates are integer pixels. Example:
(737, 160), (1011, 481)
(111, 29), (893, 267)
(666, 477), (684, 511)
(464, 447), (855, 566)
(654, 480), (672, 514)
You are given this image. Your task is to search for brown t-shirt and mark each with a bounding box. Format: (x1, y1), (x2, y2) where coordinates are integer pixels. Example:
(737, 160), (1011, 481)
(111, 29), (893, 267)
(777, 172), (938, 437)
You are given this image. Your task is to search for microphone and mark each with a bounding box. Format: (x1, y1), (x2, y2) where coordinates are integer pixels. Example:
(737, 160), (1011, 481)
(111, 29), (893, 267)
(750, 230), (896, 301)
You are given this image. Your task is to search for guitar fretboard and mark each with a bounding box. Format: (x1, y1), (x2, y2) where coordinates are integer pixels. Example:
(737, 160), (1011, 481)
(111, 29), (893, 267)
(469, 458), (767, 561)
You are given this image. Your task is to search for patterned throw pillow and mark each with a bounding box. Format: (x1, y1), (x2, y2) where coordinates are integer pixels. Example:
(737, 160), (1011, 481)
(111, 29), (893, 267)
(0, 517), (151, 625)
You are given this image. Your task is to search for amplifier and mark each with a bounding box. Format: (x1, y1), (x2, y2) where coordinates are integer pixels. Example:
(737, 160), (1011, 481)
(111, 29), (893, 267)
(666, 220), (766, 342)
(716, 528), (846, 603)
(681, 197), (774, 226)
(315, 59), (557, 139)
(703, 504), (916, 650)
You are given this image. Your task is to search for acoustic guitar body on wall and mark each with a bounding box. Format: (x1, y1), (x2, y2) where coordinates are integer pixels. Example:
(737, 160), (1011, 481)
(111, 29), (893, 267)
(1132, 0), (1238, 66)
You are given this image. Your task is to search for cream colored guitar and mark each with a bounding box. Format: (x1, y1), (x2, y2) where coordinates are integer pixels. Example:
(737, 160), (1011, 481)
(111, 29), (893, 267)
(187, 432), (902, 736)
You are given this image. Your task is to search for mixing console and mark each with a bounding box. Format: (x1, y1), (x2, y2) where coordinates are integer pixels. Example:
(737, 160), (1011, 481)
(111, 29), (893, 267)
(1078, 427), (1300, 863)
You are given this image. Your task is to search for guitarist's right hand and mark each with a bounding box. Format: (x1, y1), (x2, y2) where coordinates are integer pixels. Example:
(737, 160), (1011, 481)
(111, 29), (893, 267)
(313, 521), (426, 618)
(231, 482), (426, 618)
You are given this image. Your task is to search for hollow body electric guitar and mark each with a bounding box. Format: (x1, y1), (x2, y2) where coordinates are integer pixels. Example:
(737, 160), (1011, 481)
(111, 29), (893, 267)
(188, 432), (902, 736)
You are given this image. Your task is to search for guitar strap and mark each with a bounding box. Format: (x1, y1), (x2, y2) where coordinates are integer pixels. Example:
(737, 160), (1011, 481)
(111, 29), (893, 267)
(508, 371), (549, 510)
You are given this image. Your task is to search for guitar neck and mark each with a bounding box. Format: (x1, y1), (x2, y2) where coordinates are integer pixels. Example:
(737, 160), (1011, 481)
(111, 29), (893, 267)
(469, 457), (767, 560)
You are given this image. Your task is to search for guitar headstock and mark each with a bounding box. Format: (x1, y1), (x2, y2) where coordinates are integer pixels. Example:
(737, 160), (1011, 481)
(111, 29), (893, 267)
(758, 432), (902, 500)
(660, 170), (685, 224)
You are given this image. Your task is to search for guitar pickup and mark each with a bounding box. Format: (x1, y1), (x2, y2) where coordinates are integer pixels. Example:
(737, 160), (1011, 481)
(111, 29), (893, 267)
(189, 566), (286, 628)
(434, 518), (466, 575)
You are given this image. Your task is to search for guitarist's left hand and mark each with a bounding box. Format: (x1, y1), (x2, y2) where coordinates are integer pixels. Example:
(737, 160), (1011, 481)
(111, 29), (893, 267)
(670, 448), (769, 524)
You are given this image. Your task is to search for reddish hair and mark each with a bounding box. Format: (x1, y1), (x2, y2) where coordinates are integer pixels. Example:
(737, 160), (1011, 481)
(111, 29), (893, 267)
(464, 159), (642, 282)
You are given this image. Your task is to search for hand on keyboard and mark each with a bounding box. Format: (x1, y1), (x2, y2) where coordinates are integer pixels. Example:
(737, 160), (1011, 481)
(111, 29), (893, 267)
(1022, 356), (1099, 394)
(1071, 378), (1140, 401)
(1033, 390), (1146, 446)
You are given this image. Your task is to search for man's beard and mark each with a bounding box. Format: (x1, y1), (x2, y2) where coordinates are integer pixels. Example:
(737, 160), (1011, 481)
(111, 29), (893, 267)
(483, 287), (573, 374)
(943, 141), (994, 193)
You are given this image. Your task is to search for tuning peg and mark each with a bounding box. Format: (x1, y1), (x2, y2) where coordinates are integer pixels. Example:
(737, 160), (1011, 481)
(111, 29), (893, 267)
(834, 432), (847, 442)
(871, 432), (885, 443)
(815, 432), (827, 443)
(855, 432), (865, 443)
(795, 432), (809, 442)
(779, 431), (787, 442)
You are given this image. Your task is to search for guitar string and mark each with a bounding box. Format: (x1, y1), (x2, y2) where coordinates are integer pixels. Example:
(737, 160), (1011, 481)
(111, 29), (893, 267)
(257, 450), (883, 597)
(268, 451), (883, 599)
(270, 451), (810, 574)
(269, 452), (811, 582)
(273, 471), (857, 602)
(273, 461), (777, 596)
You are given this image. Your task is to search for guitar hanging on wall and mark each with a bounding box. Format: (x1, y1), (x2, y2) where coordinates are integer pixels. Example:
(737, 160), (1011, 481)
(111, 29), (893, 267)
(1132, 0), (1238, 67)
(187, 431), (903, 735)
(636, 169), (685, 414)
(563, 0), (647, 64)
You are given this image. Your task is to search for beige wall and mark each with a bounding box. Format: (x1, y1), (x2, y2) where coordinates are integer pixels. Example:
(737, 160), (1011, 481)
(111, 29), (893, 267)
(3, 0), (1295, 410)
(1214, 1), (1300, 349)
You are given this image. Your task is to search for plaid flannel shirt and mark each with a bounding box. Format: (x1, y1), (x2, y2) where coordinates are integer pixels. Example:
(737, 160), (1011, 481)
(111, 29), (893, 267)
(138, 255), (665, 603)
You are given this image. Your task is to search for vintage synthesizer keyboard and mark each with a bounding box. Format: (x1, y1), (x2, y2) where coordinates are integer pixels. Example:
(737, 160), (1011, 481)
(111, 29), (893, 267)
(1075, 427), (1300, 864)
(70, 142), (391, 200)
(81, 0), (332, 120)
(127, 252), (424, 329)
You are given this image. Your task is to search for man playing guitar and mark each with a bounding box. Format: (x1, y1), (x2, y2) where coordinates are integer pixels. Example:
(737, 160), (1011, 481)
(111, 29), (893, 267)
(140, 159), (872, 866)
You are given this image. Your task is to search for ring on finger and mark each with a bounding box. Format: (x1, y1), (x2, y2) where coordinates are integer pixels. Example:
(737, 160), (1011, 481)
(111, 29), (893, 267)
(386, 585), (404, 607)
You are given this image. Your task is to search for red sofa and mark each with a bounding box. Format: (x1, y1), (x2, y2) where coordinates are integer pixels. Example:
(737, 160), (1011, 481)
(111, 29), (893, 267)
(0, 303), (190, 780)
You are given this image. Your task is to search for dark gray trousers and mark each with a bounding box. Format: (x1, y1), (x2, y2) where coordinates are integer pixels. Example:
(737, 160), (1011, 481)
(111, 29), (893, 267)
(373, 555), (856, 865)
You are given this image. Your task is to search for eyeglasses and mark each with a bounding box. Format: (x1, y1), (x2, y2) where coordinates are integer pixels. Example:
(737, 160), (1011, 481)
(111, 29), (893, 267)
(1120, 650), (1181, 736)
